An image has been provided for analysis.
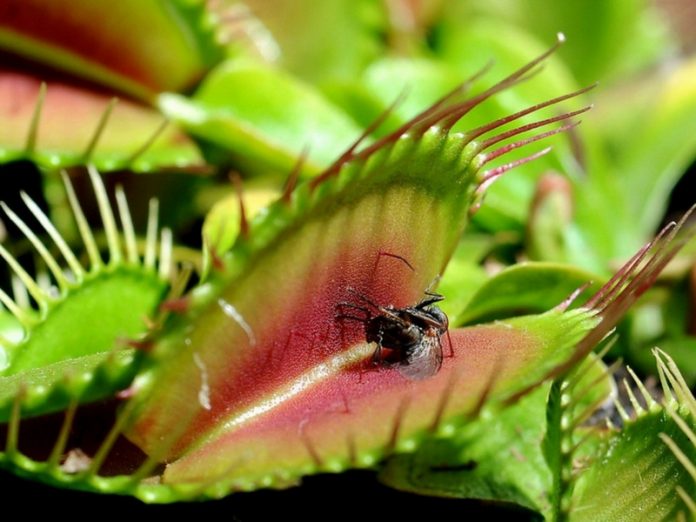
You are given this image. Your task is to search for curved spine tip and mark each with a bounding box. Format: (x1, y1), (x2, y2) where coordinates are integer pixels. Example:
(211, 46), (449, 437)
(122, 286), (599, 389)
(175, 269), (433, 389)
(626, 366), (657, 409)
(88, 165), (122, 265)
(20, 191), (85, 282)
(476, 147), (552, 194)
(62, 170), (103, 270)
(115, 185), (139, 265)
(144, 198), (160, 271)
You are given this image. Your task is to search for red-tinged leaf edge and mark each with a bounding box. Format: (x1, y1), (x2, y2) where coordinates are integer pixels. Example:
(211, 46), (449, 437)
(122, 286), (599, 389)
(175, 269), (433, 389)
(0, 68), (205, 172)
(0, 0), (225, 100)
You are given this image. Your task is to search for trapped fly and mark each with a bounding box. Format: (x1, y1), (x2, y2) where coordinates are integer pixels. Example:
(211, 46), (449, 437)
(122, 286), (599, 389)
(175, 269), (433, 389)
(337, 289), (449, 380)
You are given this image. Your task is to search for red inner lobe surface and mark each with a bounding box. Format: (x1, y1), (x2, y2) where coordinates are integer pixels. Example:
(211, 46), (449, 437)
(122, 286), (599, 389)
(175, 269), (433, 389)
(0, 2), (157, 91)
(157, 239), (430, 458)
(0, 70), (36, 116)
(165, 326), (536, 482)
(0, 70), (103, 145)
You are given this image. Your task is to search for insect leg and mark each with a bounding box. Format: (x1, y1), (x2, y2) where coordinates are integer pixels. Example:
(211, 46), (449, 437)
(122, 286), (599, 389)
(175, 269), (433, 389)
(417, 292), (445, 308)
(446, 329), (454, 358)
(375, 251), (415, 272)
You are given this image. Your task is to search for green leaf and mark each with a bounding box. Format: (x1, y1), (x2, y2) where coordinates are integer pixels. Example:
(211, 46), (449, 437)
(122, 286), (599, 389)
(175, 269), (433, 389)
(242, 0), (384, 84)
(543, 352), (616, 521)
(569, 406), (695, 521)
(0, 351), (136, 420)
(512, 0), (672, 84)
(560, 40), (693, 267)
(379, 350), (613, 519)
(0, 0), (224, 101)
(379, 383), (553, 513)
(575, 55), (696, 263)
(440, 0), (672, 85)
(159, 60), (365, 175)
(0, 169), (171, 419)
(0, 69), (204, 172)
(613, 57), (696, 244)
(457, 262), (602, 325)
(3, 268), (165, 375)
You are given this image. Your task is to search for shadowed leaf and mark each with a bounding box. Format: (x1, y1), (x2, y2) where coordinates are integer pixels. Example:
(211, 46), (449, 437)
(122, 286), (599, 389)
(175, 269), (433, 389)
(159, 60), (365, 175)
(0, 0), (224, 100)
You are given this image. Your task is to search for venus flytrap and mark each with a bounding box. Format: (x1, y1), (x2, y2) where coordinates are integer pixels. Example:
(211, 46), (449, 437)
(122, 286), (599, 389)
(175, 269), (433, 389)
(0, 3), (694, 517)
(0, 168), (173, 421)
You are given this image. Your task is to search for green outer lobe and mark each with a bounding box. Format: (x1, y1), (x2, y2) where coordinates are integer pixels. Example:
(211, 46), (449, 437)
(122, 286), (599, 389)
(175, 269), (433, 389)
(379, 383), (553, 513)
(162, 310), (597, 486)
(0, 266), (167, 421)
(457, 263), (602, 325)
(0, 350), (135, 420)
(0, 69), (203, 172)
(569, 408), (696, 522)
(158, 61), (365, 174)
(5, 268), (166, 373)
(0, 0), (222, 100)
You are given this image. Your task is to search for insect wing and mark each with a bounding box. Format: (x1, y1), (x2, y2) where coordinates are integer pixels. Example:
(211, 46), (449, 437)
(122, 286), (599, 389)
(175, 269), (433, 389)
(397, 332), (443, 380)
